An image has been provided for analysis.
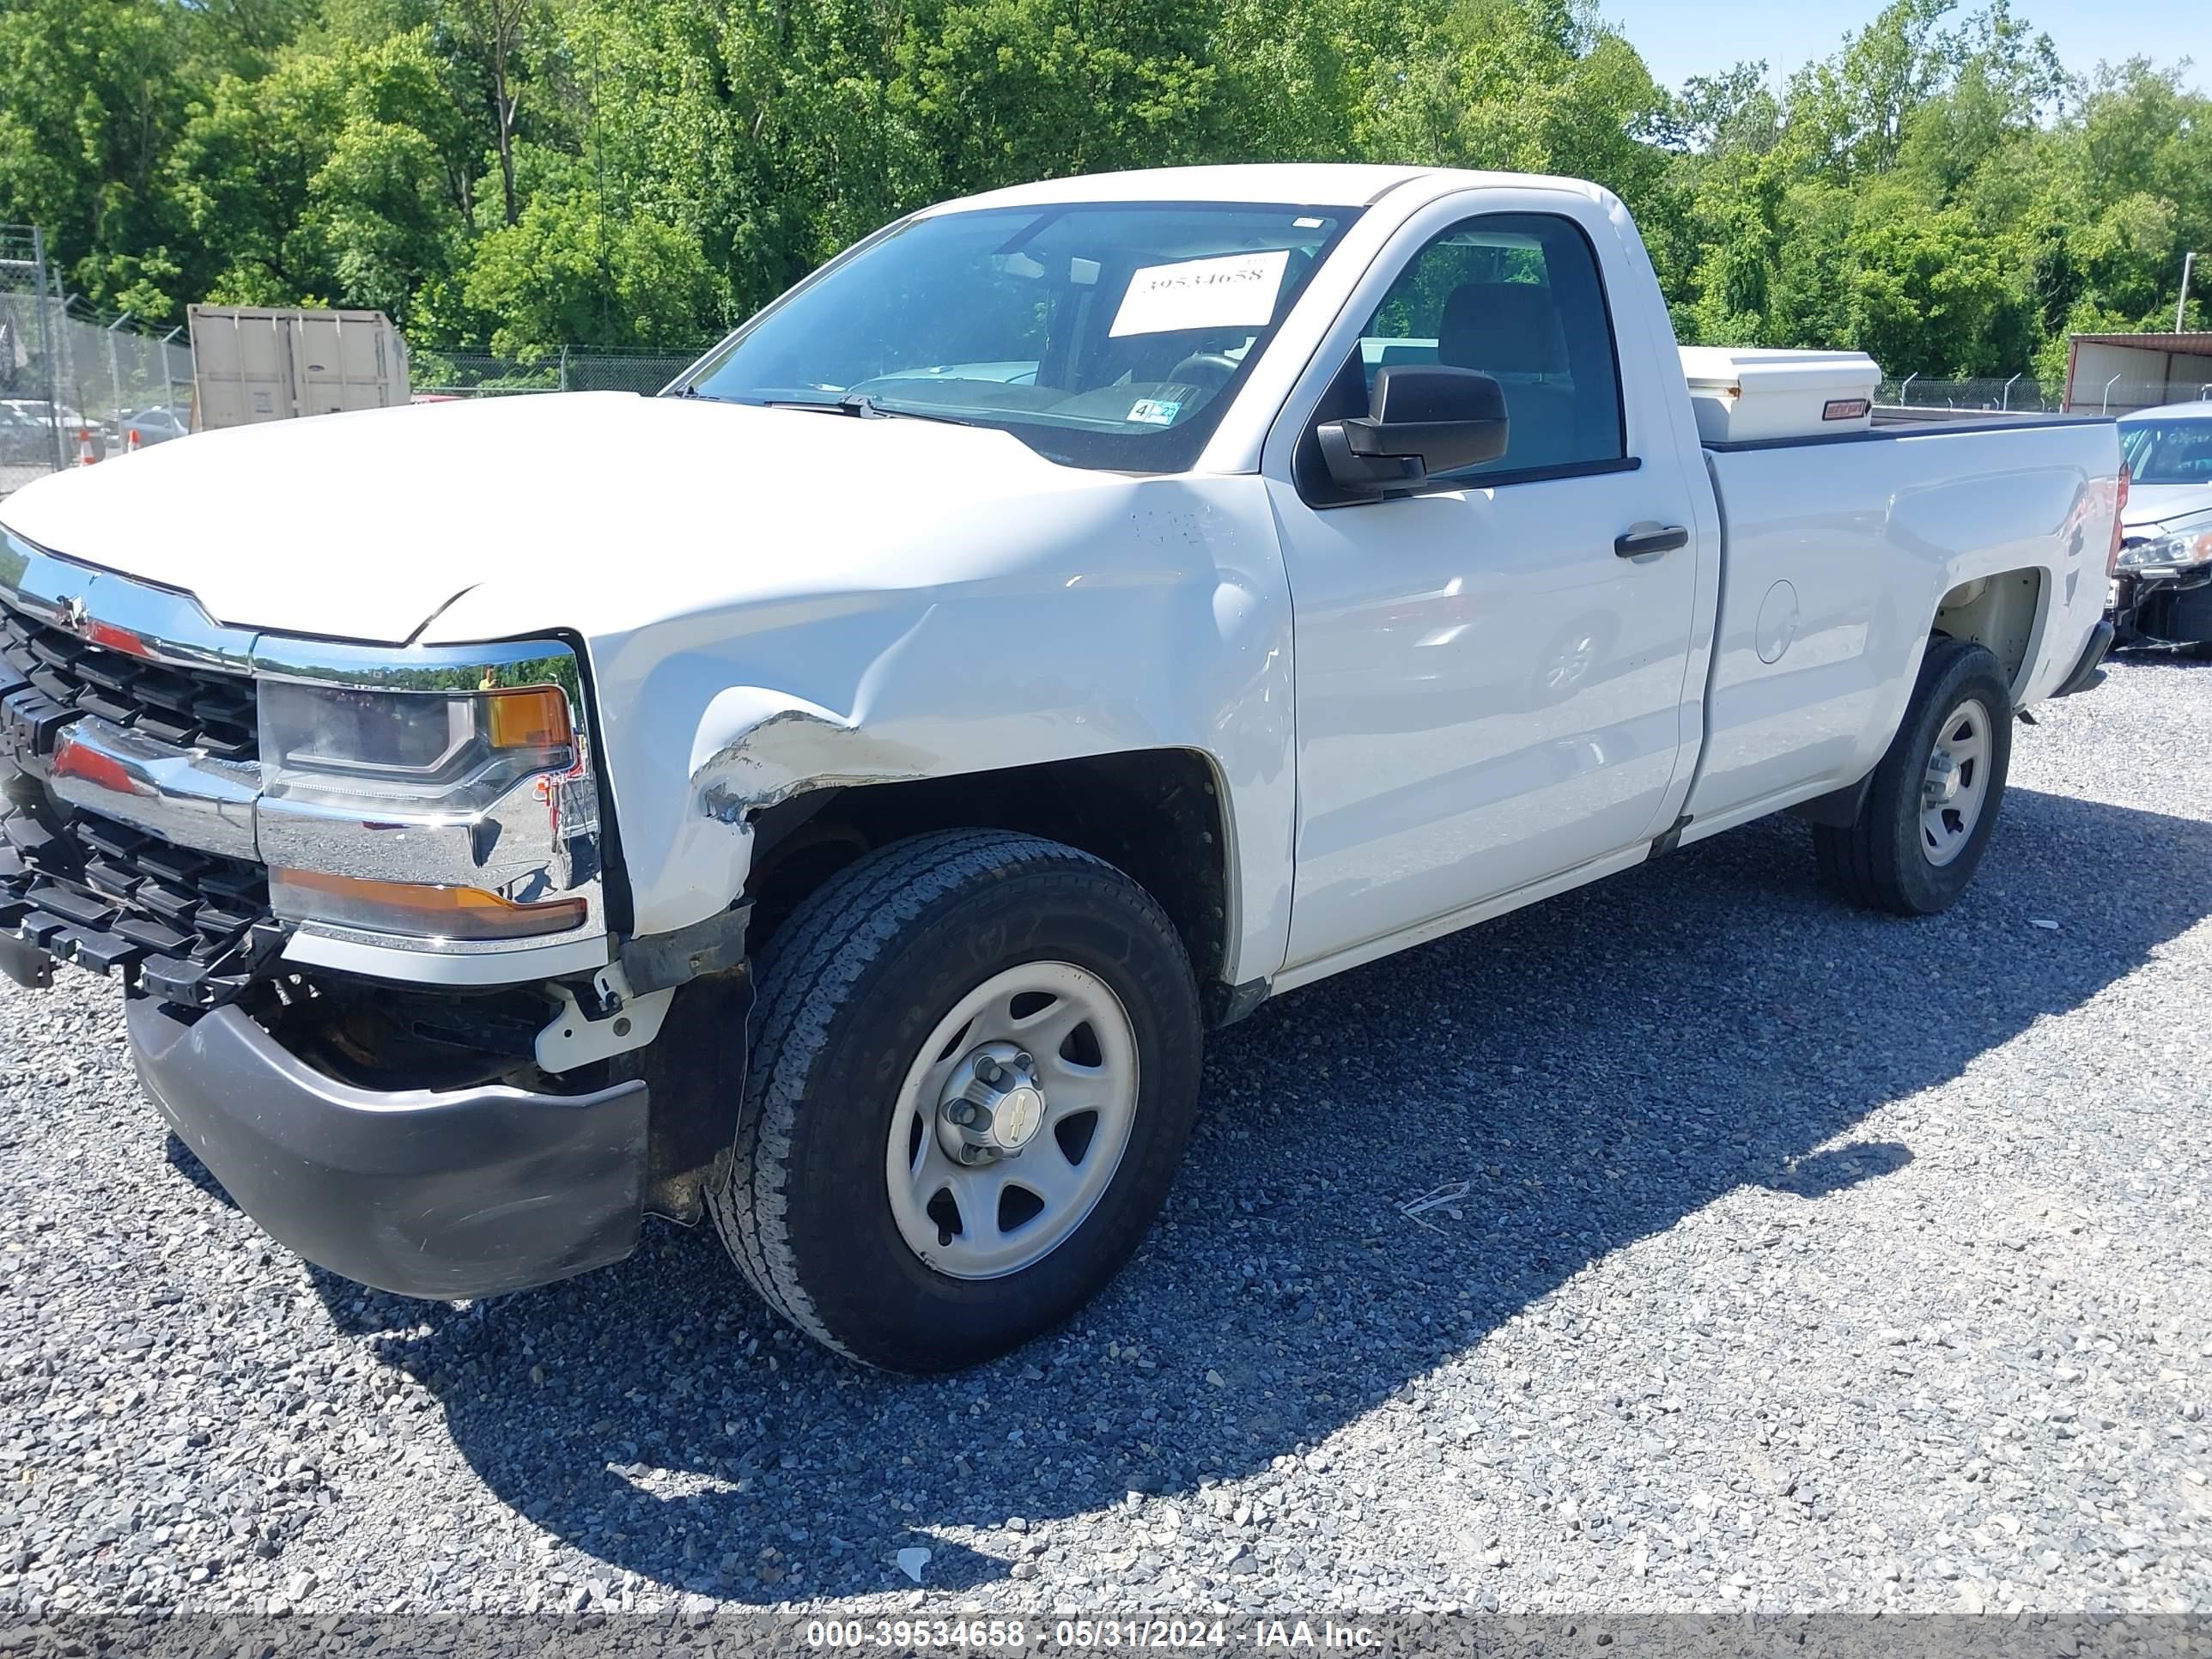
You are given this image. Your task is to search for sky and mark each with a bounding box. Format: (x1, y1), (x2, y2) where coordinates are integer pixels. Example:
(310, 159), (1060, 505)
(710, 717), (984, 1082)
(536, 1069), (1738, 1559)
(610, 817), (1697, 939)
(1601, 0), (2211, 94)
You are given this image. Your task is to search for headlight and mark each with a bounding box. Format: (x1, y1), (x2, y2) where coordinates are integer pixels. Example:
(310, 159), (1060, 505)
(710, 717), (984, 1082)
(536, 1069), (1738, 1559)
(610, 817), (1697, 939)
(253, 648), (604, 947)
(259, 680), (574, 808)
(2116, 520), (2212, 572)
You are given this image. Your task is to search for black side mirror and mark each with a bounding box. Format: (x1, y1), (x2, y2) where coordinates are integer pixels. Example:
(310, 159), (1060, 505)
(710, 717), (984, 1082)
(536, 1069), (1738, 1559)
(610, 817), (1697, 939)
(1316, 365), (1510, 496)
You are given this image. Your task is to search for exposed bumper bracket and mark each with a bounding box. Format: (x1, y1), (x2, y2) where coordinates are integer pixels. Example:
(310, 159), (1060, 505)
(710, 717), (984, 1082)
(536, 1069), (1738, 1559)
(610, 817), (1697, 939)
(619, 900), (754, 995)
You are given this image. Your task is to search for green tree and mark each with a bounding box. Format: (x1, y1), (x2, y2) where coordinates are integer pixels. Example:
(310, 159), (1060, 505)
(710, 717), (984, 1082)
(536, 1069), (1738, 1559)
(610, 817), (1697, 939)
(0, 0), (194, 312)
(896, 0), (1223, 189)
(2, 0), (2204, 372)
(459, 171), (718, 351)
(167, 29), (471, 319)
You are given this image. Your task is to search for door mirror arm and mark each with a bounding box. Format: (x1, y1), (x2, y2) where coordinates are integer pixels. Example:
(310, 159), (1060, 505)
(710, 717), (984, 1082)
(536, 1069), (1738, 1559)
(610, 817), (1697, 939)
(1316, 364), (1510, 498)
(1315, 420), (1428, 494)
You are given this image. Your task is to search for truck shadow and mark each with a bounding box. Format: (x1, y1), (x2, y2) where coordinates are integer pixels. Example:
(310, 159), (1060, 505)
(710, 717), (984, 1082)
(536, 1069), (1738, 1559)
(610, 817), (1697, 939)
(315, 784), (2212, 1603)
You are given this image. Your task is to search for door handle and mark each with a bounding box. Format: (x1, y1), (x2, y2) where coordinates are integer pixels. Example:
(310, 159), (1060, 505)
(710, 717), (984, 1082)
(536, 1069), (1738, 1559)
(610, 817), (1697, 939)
(1614, 525), (1689, 559)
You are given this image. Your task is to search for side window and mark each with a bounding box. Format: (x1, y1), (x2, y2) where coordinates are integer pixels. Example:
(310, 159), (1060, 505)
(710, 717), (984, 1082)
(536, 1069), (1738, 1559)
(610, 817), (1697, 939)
(1297, 212), (1626, 497)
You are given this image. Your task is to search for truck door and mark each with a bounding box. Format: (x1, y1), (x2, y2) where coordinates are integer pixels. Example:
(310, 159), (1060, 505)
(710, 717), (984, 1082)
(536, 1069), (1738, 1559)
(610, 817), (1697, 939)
(1266, 200), (1707, 968)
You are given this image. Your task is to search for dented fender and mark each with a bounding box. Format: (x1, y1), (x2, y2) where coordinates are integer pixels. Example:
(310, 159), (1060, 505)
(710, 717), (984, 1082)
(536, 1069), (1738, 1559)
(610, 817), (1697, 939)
(424, 468), (1300, 987)
(678, 689), (940, 929)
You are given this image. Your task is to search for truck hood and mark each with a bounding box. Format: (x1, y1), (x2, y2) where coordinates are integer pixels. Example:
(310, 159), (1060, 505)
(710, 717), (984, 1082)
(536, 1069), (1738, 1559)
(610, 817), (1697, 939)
(0, 392), (1085, 645)
(2124, 481), (2212, 533)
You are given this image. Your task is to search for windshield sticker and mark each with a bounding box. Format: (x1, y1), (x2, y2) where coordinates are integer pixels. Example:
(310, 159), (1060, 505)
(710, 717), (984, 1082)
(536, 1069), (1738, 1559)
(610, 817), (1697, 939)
(1127, 398), (1182, 427)
(1109, 249), (1291, 337)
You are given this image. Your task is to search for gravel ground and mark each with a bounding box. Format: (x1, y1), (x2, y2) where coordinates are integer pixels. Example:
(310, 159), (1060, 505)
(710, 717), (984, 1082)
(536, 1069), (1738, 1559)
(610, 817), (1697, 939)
(1, 653), (2208, 1629)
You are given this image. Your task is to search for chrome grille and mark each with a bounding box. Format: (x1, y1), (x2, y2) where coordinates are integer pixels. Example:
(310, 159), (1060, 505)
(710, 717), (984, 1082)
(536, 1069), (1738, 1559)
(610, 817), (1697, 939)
(0, 596), (257, 760)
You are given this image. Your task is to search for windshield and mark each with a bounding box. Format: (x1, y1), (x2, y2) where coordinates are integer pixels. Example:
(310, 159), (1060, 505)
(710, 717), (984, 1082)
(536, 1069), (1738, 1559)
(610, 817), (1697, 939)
(2119, 416), (2212, 488)
(672, 201), (1359, 472)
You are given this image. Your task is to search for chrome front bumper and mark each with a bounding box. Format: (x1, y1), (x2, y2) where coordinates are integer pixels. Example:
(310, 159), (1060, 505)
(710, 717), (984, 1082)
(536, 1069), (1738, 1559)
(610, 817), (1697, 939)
(2, 527), (611, 989)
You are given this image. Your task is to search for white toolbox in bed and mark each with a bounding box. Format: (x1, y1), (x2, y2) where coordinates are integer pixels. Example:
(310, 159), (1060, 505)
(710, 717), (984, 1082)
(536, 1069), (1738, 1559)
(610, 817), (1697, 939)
(1678, 347), (1881, 444)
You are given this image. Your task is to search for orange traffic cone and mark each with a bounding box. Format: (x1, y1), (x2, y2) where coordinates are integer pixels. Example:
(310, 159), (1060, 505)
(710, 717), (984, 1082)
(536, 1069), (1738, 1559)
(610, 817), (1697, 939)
(125, 427), (141, 455)
(76, 428), (97, 466)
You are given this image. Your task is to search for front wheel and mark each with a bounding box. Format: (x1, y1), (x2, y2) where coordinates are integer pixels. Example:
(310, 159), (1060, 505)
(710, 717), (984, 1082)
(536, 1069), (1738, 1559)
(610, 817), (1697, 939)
(711, 830), (1203, 1370)
(1814, 635), (2014, 915)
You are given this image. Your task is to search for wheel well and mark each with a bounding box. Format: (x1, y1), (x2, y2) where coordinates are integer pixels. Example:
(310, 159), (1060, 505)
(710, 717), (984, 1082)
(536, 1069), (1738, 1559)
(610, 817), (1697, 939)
(1933, 568), (2043, 698)
(738, 750), (1236, 1016)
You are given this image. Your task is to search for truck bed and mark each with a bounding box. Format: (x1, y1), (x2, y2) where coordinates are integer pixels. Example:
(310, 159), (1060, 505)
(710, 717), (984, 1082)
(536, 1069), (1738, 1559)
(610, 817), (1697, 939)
(1680, 416), (2119, 842)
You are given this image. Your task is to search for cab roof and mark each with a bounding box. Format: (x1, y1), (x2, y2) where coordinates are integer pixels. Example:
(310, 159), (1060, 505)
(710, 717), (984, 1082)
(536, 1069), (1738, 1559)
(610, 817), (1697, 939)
(917, 163), (1602, 217)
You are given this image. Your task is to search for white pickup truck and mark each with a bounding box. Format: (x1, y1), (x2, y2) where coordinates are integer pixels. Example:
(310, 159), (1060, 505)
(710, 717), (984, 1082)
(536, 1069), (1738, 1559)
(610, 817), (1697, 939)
(0, 165), (2121, 1370)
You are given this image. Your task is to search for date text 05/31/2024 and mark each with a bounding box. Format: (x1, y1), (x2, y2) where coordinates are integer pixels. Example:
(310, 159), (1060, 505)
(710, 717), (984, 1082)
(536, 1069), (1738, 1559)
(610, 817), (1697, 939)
(805, 1620), (1383, 1650)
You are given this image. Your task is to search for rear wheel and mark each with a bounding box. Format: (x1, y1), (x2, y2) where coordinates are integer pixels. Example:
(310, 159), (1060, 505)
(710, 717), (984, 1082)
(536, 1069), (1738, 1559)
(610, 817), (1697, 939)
(712, 830), (1202, 1370)
(1814, 635), (2013, 915)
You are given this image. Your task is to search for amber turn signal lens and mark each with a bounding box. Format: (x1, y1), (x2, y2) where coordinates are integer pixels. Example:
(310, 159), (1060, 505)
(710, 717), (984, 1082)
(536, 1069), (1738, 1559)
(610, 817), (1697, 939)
(270, 868), (586, 941)
(483, 685), (573, 751)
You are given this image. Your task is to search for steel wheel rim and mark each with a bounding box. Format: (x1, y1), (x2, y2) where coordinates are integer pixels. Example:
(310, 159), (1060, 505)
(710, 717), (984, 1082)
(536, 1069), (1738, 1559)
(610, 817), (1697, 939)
(884, 961), (1139, 1280)
(1921, 696), (1993, 866)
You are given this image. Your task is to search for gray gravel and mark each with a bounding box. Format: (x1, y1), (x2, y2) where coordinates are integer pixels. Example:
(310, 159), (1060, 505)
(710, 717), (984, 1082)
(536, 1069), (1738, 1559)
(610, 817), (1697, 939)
(2, 653), (2209, 1626)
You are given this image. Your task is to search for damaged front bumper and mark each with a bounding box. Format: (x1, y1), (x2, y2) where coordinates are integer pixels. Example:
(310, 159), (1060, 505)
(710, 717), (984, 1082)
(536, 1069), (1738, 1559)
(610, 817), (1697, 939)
(2110, 566), (2212, 648)
(1, 532), (752, 1300)
(130, 996), (652, 1299)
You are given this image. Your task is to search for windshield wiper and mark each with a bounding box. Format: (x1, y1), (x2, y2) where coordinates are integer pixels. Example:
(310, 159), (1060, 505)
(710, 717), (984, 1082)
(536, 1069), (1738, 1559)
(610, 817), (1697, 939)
(763, 392), (976, 427)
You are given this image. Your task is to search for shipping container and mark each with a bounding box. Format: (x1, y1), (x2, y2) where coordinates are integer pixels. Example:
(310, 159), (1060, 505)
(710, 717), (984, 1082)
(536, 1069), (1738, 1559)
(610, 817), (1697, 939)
(187, 306), (410, 431)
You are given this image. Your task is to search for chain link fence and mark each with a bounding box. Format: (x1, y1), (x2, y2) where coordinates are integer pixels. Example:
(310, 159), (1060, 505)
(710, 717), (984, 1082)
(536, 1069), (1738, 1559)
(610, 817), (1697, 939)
(1, 225), (72, 494)
(2055, 376), (2212, 414)
(1876, 376), (2067, 413)
(3, 228), (711, 499)
(1880, 374), (2212, 415)
(407, 346), (711, 399)
(3, 225), (195, 497)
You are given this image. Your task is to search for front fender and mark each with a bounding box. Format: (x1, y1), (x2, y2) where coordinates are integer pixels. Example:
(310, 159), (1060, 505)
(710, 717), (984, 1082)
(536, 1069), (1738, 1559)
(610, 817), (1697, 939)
(490, 475), (1297, 987)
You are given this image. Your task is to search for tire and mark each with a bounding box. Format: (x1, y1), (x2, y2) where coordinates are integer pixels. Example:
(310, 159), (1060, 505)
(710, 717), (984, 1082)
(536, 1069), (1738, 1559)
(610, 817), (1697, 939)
(1813, 635), (2014, 916)
(711, 829), (1202, 1371)
(2187, 641), (2212, 662)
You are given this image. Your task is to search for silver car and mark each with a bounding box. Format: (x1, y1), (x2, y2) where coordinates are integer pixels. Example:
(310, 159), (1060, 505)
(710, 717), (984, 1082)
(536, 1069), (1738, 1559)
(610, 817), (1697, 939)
(2113, 400), (2212, 657)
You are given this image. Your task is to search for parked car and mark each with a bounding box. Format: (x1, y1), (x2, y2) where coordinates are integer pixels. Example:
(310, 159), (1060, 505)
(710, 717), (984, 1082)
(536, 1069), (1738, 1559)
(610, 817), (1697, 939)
(118, 406), (190, 447)
(0, 400), (106, 461)
(0, 164), (2122, 1371)
(0, 404), (58, 466)
(2111, 400), (2212, 658)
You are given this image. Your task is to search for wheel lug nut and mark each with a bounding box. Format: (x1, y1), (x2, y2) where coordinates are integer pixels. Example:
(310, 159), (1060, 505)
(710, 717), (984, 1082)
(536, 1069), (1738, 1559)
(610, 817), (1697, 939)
(975, 1056), (1002, 1084)
(1014, 1052), (1033, 1073)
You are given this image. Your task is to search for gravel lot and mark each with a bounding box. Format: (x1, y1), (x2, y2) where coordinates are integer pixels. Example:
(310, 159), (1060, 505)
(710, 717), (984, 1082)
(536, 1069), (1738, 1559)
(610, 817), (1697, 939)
(2, 653), (2208, 1628)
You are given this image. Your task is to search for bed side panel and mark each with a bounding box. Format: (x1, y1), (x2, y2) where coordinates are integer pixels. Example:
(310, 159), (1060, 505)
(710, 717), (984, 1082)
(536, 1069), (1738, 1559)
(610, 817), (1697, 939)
(1689, 422), (2115, 828)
